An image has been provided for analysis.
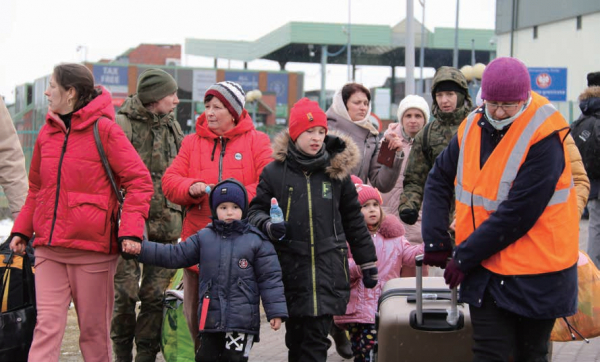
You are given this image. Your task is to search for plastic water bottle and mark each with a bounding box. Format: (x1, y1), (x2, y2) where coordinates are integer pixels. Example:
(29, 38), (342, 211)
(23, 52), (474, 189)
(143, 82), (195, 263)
(270, 198), (284, 223)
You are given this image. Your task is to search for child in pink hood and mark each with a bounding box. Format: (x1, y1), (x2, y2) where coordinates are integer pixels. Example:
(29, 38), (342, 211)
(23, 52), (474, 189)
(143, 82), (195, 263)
(334, 176), (423, 362)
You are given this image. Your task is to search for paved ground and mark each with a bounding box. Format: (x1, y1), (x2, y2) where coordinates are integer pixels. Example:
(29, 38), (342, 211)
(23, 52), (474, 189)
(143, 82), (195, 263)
(59, 219), (600, 361)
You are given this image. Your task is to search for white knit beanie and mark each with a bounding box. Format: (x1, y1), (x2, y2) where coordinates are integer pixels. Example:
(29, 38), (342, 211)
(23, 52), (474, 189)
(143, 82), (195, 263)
(396, 95), (430, 123)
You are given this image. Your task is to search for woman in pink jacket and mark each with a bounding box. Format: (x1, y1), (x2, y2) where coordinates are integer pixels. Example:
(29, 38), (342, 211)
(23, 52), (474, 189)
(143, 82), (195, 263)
(334, 177), (423, 362)
(10, 63), (153, 362)
(381, 95), (429, 277)
(161, 81), (273, 344)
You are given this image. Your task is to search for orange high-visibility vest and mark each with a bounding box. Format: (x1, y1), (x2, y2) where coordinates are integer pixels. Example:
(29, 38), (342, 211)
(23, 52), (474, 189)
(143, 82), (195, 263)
(455, 92), (578, 276)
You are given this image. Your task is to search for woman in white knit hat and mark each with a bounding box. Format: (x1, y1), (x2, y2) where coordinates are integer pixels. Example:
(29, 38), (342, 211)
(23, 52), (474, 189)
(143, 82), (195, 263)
(381, 95), (429, 276)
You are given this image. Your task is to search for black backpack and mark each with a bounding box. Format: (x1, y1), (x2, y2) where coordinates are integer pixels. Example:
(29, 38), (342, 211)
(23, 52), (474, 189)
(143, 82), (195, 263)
(571, 113), (600, 180)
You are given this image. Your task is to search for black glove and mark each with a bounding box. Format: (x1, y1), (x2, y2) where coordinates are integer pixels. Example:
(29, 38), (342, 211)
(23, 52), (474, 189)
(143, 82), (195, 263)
(399, 208), (419, 225)
(263, 221), (287, 241)
(361, 264), (379, 289)
(423, 249), (452, 268)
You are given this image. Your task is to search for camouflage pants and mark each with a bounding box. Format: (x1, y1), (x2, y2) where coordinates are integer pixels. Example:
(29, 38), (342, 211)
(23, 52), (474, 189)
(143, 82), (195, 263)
(111, 240), (177, 362)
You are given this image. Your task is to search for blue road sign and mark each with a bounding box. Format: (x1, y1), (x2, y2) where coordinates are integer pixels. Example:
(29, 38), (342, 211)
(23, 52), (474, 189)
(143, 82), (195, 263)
(528, 67), (567, 101)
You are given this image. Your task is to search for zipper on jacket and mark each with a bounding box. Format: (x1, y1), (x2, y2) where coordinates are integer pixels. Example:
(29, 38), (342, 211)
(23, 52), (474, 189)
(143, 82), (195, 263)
(218, 137), (227, 182)
(341, 249), (348, 283)
(304, 172), (318, 316)
(48, 129), (70, 245)
(285, 187), (293, 221)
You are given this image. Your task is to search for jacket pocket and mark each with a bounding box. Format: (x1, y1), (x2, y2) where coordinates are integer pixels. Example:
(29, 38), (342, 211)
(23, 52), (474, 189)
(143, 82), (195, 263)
(32, 188), (50, 239)
(237, 277), (258, 303)
(237, 277), (260, 329)
(66, 192), (109, 240)
(165, 198), (182, 213)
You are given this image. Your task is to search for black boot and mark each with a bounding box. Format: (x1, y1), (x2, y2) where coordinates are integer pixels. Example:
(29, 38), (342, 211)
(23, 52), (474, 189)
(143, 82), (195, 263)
(330, 324), (353, 359)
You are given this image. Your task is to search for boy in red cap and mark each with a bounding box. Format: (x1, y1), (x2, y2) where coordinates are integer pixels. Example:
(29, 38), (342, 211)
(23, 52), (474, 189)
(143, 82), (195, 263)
(248, 98), (378, 362)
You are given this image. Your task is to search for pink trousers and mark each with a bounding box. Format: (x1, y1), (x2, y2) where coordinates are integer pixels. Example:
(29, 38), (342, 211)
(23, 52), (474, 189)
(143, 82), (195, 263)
(28, 254), (118, 362)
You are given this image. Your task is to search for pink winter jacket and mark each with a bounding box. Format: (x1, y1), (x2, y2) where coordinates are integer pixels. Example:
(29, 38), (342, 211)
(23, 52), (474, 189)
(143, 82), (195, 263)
(334, 214), (423, 326)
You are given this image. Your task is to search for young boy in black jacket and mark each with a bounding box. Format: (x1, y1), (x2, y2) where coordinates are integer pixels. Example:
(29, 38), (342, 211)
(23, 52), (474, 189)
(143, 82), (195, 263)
(247, 98), (378, 362)
(122, 179), (287, 362)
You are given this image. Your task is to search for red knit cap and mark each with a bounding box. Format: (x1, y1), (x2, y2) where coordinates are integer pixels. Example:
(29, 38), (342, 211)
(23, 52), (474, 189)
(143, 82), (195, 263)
(289, 98), (328, 142)
(355, 182), (383, 206)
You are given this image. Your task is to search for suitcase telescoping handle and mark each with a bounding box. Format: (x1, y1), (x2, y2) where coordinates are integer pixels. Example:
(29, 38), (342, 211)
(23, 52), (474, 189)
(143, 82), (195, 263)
(413, 254), (462, 331)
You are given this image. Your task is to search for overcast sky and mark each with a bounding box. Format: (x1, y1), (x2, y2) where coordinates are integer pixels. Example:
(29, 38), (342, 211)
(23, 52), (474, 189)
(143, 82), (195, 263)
(0, 0), (496, 104)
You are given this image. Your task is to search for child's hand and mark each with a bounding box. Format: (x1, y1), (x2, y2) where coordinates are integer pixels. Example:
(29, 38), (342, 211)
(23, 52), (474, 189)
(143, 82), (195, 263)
(270, 318), (282, 331)
(122, 239), (142, 255)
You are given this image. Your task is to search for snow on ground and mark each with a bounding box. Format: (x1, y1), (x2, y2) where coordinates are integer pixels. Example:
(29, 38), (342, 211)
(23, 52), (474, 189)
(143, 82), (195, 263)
(0, 218), (14, 243)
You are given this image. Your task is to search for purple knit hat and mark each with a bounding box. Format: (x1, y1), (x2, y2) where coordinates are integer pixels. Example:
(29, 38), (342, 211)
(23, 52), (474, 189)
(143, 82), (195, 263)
(481, 57), (531, 102)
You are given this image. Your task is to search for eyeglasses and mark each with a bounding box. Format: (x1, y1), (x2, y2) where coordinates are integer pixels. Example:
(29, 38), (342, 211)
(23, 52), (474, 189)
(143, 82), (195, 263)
(486, 102), (520, 112)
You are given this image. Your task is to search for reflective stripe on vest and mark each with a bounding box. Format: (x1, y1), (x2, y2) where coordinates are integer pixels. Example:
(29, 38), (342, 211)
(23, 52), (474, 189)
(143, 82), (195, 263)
(456, 103), (568, 211)
(454, 92), (578, 275)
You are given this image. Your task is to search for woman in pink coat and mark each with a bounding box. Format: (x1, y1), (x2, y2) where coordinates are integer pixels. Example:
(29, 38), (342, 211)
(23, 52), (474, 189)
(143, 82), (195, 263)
(381, 95), (429, 277)
(10, 63), (153, 362)
(334, 177), (423, 362)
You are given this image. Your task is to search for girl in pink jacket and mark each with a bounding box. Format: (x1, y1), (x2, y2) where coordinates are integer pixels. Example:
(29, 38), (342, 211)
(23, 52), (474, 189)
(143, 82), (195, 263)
(334, 176), (423, 362)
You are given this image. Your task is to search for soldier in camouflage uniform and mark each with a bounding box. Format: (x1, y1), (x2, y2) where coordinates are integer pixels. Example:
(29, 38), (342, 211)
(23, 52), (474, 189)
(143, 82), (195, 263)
(398, 67), (472, 226)
(111, 69), (184, 362)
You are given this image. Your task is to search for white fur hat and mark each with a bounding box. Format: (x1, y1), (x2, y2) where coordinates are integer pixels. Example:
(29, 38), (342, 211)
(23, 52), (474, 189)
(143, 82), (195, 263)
(396, 95), (430, 123)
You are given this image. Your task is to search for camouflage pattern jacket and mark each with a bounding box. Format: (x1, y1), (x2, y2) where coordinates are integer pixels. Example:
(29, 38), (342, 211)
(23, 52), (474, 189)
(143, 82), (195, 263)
(117, 95), (184, 241)
(399, 66), (473, 216)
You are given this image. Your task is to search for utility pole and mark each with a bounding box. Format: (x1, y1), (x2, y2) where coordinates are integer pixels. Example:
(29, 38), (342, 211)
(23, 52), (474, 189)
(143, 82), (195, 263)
(418, 0), (426, 96)
(347, 0), (352, 82)
(453, 0), (460, 68)
(406, 0), (415, 95)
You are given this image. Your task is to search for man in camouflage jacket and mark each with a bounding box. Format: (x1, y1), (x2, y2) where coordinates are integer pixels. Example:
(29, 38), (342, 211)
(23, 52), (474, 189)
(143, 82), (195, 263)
(398, 67), (472, 226)
(111, 69), (184, 362)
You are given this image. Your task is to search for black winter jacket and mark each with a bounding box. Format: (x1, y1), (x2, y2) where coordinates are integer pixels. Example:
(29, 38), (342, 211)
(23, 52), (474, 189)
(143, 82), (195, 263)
(138, 218), (288, 337)
(248, 131), (377, 317)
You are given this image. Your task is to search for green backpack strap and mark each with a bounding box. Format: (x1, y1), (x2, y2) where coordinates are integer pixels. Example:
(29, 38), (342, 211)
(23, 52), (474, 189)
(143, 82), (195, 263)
(115, 114), (133, 142)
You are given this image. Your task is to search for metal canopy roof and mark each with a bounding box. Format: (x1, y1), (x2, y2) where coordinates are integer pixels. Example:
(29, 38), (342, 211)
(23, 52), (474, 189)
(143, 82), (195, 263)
(185, 21), (496, 69)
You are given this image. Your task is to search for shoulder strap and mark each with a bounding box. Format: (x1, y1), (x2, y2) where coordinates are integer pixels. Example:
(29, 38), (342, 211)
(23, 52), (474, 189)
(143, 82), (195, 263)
(115, 114), (133, 142)
(166, 119), (183, 153)
(94, 118), (123, 204)
(421, 121), (433, 164)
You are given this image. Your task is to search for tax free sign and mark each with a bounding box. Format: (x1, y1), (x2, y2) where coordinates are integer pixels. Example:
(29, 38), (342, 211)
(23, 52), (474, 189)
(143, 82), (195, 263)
(528, 67), (567, 102)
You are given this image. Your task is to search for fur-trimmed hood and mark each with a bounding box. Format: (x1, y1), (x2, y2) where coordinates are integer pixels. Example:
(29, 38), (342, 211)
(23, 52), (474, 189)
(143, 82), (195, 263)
(271, 130), (360, 181)
(579, 86), (600, 116)
(579, 86), (600, 101)
(379, 214), (405, 239)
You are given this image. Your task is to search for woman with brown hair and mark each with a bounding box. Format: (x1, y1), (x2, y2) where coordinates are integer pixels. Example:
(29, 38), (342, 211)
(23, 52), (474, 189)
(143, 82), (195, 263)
(9, 63), (153, 361)
(326, 83), (402, 192)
